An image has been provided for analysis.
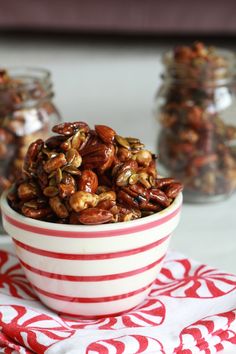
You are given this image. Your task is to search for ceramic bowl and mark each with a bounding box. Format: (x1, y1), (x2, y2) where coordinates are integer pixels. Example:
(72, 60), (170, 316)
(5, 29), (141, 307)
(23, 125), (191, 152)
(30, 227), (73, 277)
(1, 190), (182, 317)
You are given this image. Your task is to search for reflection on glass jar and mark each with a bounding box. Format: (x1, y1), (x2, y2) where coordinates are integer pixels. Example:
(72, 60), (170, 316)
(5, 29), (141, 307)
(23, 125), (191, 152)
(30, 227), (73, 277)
(155, 42), (236, 202)
(0, 67), (61, 196)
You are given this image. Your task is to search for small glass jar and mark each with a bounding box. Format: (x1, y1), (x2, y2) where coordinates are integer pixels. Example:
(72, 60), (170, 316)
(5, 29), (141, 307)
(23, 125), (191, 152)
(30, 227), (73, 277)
(155, 43), (236, 202)
(0, 67), (61, 195)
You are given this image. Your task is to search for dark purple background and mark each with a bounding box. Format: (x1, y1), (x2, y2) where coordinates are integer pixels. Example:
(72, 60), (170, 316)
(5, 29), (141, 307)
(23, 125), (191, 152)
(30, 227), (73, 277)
(0, 0), (235, 35)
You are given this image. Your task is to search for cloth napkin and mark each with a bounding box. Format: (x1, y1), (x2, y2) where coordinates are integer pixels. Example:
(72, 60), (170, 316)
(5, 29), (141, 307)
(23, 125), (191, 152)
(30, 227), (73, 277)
(0, 247), (236, 354)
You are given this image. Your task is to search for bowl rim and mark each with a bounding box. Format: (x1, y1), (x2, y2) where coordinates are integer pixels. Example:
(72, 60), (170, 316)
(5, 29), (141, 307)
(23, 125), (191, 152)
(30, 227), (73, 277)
(1, 189), (182, 232)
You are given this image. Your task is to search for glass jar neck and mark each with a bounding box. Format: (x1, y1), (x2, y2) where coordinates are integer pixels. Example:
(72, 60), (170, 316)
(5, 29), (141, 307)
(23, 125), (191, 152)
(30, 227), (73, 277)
(162, 48), (236, 88)
(0, 68), (54, 113)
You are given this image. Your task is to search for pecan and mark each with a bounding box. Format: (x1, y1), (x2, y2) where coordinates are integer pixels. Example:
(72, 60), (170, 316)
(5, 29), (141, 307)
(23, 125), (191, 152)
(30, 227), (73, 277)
(164, 183), (183, 199)
(45, 135), (66, 150)
(23, 139), (44, 172)
(52, 121), (90, 136)
(78, 208), (113, 225)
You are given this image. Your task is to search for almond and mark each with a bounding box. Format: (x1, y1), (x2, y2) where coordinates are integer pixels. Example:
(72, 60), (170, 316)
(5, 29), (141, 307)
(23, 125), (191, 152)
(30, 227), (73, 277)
(95, 125), (116, 144)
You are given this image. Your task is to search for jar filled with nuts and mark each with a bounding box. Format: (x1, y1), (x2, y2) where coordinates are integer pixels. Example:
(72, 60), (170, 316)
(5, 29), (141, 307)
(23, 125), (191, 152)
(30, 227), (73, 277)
(0, 67), (61, 198)
(155, 42), (236, 202)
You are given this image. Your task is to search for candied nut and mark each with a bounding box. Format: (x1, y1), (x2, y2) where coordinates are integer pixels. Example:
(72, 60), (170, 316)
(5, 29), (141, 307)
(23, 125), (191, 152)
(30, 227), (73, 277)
(52, 122), (89, 136)
(78, 208), (113, 225)
(165, 183), (183, 199)
(78, 170), (98, 193)
(45, 135), (66, 150)
(23, 139), (44, 171)
(43, 153), (67, 173)
(98, 191), (116, 202)
(95, 125), (116, 144)
(149, 188), (171, 207)
(155, 177), (176, 189)
(117, 147), (132, 161)
(49, 196), (69, 218)
(21, 205), (52, 219)
(81, 143), (108, 168)
(97, 144), (115, 173)
(134, 150), (152, 167)
(137, 172), (152, 189)
(17, 182), (38, 201)
(69, 211), (81, 224)
(43, 186), (59, 197)
(66, 149), (82, 168)
(63, 166), (81, 175)
(115, 135), (131, 150)
(69, 191), (99, 212)
(117, 189), (139, 208)
(97, 199), (116, 210)
(58, 183), (75, 198)
(116, 169), (133, 187)
(70, 131), (82, 149)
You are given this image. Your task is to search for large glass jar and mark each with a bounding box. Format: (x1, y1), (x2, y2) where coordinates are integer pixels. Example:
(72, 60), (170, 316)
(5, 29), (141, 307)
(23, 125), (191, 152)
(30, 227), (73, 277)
(0, 67), (61, 195)
(155, 43), (236, 202)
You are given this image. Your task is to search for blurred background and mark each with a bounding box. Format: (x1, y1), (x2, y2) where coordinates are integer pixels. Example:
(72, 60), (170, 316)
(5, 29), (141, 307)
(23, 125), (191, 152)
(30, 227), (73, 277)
(1, 0), (236, 149)
(0, 0), (236, 271)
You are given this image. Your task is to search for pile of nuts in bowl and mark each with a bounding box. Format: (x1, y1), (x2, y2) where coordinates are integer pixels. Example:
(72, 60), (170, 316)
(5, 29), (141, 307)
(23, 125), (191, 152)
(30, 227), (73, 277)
(7, 121), (183, 225)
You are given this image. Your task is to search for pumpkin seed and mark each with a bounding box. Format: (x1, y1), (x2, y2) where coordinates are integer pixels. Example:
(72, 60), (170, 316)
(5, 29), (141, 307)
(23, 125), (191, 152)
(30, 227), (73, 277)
(55, 168), (63, 184)
(63, 166), (81, 175)
(128, 173), (139, 185)
(116, 169), (132, 186)
(126, 137), (141, 144)
(115, 135), (131, 150)
(43, 186), (59, 197)
(71, 131), (82, 149)
(66, 148), (82, 168)
(23, 201), (38, 209)
(49, 177), (57, 186)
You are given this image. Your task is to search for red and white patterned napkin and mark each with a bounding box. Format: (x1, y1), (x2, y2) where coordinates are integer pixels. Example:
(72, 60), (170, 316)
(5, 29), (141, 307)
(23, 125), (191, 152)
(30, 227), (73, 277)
(0, 248), (236, 354)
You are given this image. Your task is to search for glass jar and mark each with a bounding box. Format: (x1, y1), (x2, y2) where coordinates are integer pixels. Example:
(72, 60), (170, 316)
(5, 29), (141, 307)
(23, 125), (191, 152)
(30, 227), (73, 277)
(0, 67), (61, 195)
(155, 43), (236, 202)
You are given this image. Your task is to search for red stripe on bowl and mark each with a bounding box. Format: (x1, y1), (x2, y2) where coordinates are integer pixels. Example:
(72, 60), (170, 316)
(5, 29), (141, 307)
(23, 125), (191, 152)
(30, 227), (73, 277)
(33, 281), (153, 303)
(4, 206), (181, 238)
(13, 235), (169, 260)
(19, 254), (165, 281)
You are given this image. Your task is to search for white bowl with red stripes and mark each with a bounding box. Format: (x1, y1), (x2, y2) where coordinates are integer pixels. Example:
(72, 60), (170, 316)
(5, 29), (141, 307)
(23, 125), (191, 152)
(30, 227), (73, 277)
(1, 191), (182, 317)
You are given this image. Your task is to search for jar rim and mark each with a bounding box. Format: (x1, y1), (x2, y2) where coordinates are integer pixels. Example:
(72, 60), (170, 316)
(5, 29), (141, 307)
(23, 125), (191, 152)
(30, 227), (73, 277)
(0, 67), (51, 91)
(163, 47), (236, 67)
(162, 47), (236, 86)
